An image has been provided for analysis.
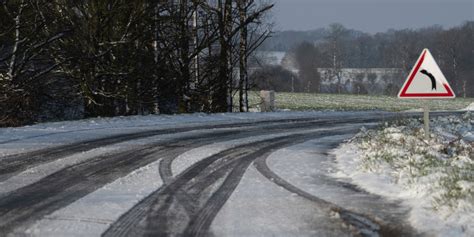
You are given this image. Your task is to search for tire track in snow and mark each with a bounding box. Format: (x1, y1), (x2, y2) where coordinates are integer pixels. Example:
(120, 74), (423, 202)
(0, 146), (119, 197)
(0, 117), (328, 182)
(253, 136), (418, 237)
(0, 130), (237, 235)
(2, 112), (461, 236)
(102, 127), (361, 237)
(0, 117), (380, 235)
(103, 136), (299, 237)
(0, 116), (324, 145)
(156, 117), (380, 184)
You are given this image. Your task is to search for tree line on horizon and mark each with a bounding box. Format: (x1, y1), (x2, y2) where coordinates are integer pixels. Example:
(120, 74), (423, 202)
(0, 0), (273, 127)
(255, 22), (473, 97)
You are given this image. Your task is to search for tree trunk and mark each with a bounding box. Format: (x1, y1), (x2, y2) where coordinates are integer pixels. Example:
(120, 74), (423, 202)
(7, 0), (25, 81)
(238, 0), (248, 112)
(212, 0), (232, 113)
(225, 0), (233, 113)
(178, 0), (191, 113)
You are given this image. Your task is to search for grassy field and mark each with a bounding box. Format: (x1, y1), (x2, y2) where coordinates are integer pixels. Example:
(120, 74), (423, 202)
(243, 91), (474, 112)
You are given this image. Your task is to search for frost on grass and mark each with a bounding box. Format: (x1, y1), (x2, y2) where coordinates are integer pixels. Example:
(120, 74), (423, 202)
(243, 92), (474, 112)
(345, 112), (473, 234)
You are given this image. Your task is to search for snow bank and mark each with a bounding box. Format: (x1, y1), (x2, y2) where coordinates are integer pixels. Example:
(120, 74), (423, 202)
(463, 102), (474, 111)
(332, 112), (473, 237)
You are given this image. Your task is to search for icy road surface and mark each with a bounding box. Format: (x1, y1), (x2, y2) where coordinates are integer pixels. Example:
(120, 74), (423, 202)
(0, 111), (460, 236)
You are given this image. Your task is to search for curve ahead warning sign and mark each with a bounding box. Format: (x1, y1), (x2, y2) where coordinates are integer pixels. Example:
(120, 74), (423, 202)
(398, 48), (455, 99)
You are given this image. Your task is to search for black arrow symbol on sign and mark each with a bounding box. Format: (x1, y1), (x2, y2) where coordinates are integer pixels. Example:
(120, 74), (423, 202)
(420, 69), (436, 90)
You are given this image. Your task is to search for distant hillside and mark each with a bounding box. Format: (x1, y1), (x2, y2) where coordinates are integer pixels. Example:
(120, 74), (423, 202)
(255, 22), (474, 97)
(259, 27), (365, 51)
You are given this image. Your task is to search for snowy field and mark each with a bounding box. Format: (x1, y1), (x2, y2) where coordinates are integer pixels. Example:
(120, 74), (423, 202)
(245, 92), (474, 112)
(332, 112), (473, 236)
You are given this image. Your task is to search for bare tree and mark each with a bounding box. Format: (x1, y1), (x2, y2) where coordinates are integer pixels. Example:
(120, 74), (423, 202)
(1, 0), (275, 126)
(294, 41), (322, 93)
(237, 0), (273, 111)
(325, 23), (348, 93)
(0, 0), (66, 126)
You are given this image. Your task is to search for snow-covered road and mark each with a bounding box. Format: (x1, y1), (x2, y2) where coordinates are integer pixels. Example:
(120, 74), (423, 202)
(0, 111), (459, 236)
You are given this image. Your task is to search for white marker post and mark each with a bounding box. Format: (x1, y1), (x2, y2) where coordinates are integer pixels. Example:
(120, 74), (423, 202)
(260, 90), (275, 112)
(398, 48), (456, 141)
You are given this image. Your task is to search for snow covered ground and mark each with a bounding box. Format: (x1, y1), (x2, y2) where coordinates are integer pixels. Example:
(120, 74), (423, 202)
(20, 125), (362, 236)
(1, 110), (471, 236)
(0, 111), (341, 156)
(332, 112), (473, 236)
(21, 159), (164, 237)
(0, 111), (384, 236)
(212, 165), (352, 237)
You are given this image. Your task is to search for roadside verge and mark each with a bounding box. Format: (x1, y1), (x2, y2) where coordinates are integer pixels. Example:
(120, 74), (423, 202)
(331, 112), (473, 237)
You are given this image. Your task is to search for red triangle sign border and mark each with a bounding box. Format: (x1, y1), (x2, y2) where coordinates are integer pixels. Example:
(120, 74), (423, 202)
(398, 48), (455, 98)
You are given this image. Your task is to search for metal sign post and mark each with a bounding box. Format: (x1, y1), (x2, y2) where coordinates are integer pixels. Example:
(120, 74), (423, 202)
(423, 103), (430, 140)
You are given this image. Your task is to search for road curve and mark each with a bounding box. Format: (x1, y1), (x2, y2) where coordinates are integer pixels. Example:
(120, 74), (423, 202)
(0, 112), (429, 236)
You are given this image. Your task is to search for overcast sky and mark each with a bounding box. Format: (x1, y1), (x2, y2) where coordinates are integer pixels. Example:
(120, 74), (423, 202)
(272, 0), (473, 33)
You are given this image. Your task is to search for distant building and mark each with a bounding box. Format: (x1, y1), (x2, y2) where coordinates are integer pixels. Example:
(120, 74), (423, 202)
(253, 51), (405, 95)
(317, 68), (405, 95)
